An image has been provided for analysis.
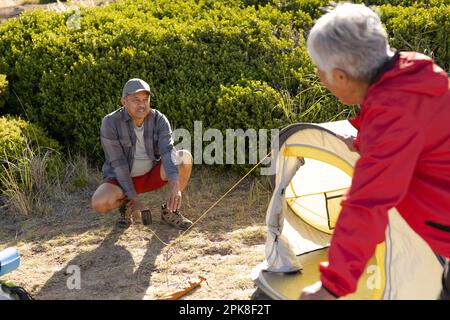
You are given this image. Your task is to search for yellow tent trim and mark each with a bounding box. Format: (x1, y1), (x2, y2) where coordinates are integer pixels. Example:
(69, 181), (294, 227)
(283, 145), (354, 176)
(285, 187), (348, 201)
(372, 243), (387, 300)
(288, 180), (299, 198)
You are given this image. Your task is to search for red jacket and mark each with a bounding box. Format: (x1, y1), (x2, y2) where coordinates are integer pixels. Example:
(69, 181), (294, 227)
(320, 51), (450, 297)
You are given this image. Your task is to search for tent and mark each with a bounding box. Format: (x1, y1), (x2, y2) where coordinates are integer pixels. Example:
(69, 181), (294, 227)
(252, 120), (445, 300)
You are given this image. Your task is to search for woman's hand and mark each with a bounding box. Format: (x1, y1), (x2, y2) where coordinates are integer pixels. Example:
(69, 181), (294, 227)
(300, 281), (337, 300)
(336, 134), (358, 152)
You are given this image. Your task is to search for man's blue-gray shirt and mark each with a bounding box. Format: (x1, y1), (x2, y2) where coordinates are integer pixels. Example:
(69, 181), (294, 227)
(100, 107), (179, 199)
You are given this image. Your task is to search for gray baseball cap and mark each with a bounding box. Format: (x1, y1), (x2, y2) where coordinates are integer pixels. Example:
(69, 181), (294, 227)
(122, 78), (152, 97)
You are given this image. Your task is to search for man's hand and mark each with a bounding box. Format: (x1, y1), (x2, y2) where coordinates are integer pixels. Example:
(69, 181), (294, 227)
(336, 134), (357, 152)
(166, 180), (182, 212)
(130, 197), (144, 224)
(300, 281), (337, 300)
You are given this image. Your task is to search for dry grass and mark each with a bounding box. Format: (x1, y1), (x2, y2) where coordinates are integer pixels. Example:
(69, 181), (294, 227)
(0, 165), (273, 300)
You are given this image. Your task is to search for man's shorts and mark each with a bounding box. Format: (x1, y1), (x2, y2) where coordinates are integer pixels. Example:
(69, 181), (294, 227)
(103, 161), (167, 194)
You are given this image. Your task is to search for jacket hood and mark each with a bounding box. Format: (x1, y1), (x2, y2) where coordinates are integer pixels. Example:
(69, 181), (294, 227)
(369, 51), (449, 97)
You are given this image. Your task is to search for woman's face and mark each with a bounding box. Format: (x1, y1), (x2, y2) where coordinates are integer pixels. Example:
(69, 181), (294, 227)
(316, 67), (367, 105)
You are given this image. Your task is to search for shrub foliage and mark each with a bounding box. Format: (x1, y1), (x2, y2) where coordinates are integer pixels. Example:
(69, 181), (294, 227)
(0, 0), (448, 166)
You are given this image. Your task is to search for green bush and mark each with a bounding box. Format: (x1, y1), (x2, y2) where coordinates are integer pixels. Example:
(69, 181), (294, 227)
(0, 0), (336, 163)
(0, 116), (60, 160)
(0, 116), (61, 201)
(204, 80), (283, 170)
(242, 0), (331, 20)
(0, 116), (68, 215)
(0, 74), (8, 109)
(0, 0), (448, 170)
(378, 4), (450, 71)
(210, 79), (353, 171)
(355, 0), (449, 7)
(214, 80), (285, 131)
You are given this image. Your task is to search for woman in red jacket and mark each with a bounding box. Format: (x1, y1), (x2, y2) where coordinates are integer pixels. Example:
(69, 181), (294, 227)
(301, 3), (450, 300)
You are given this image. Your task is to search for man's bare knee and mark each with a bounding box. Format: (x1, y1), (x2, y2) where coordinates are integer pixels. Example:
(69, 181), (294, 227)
(91, 197), (113, 213)
(91, 197), (105, 213)
(91, 183), (124, 213)
(177, 150), (193, 165)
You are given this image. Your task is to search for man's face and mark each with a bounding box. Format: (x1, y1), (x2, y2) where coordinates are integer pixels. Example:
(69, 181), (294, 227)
(121, 91), (151, 122)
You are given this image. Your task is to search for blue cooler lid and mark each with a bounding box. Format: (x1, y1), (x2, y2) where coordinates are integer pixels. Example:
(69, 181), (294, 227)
(0, 248), (21, 277)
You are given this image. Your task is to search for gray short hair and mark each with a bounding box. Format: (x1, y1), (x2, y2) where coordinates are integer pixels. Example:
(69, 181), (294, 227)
(307, 3), (394, 83)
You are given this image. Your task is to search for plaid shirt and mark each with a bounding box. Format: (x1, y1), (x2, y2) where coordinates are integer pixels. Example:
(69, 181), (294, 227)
(100, 107), (179, 199)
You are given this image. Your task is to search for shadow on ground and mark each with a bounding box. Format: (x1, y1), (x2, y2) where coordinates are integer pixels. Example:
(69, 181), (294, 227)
(250, 288), (272, 300)
(36, 221), (177, 300)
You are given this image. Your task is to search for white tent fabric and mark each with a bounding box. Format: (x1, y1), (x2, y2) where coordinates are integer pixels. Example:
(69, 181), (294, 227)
(263, 155), (304, 273)
(381, 209), (444, 299)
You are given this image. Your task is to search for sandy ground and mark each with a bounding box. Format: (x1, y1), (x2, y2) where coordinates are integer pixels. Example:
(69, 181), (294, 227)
(0, 166), (273, 300)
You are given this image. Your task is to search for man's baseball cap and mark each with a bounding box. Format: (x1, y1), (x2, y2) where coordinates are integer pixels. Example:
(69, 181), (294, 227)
(122, 78), (152, 97)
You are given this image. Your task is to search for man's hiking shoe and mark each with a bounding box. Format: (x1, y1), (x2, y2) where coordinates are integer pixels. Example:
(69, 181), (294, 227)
(118, 202), (152, 227)
(161, 204), (192, 230)
(118, 201), (132, 228)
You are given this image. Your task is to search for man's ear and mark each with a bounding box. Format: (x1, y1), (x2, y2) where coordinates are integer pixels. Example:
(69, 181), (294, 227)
(120, 96), (127, 106)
